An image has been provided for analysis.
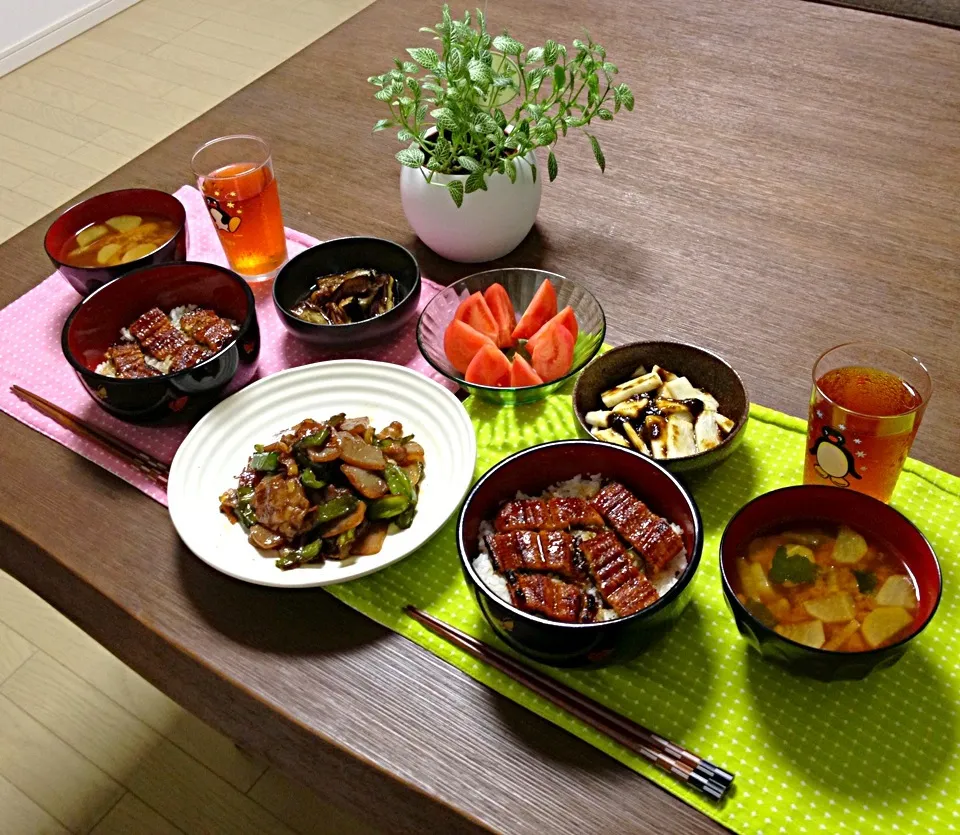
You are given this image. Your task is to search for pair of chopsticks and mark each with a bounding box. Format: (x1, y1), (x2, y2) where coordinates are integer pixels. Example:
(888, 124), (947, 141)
(11, 386), (169, 488)
(405, 606), (734, 801)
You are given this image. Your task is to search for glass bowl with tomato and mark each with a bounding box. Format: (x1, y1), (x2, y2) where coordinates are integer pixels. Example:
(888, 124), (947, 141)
(417, 268), (606, 405)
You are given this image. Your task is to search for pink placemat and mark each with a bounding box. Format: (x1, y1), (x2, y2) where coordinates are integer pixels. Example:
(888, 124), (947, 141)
(0, 185), (449, 506)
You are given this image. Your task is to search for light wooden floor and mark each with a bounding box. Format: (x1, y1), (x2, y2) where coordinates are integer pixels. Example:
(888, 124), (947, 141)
(0, 0), (383, 832)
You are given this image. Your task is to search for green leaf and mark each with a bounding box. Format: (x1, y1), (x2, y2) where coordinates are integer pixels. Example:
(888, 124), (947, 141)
(492, 35), (523, 56)
(395, 146), (426, 168)
(368, 74), (385, 87)
(372, 119), (392, 132)
(448, 47), (463, 77)
(374, 89), (394, 102)
(573, 38), (588, 52)
(602, 61), (618, 75)
(407, 47), (440, 70)
(616, 83), (635, 111)
(597, 107), (614, 121)
(587, 133), (605, 173)
(769, 545), (820, 585)
(543, 40), (559, 66)
(553, 63), (566, 92)
(435, 109), (457, 133)
(447, 180), (464, 207)
(402, 61), (419, 74)
(526, 46), (544, 63)
(504, 156), (517, 183)
(854, 570), (878, 594)
(465, 169), (487, 193)
(457, 156), (481, 173)
(475, 7), (486, 33)
(547, 150), (558, 182)
(467, 57), (492, 85)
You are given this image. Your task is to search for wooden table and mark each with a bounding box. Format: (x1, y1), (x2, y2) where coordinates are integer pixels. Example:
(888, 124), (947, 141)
(1, 1), (958, 832)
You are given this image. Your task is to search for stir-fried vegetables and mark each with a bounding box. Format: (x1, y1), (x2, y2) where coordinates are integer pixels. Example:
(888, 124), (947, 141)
(218, 415), (425, 570)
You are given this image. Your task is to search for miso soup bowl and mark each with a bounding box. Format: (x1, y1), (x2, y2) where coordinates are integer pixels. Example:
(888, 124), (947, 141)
(719, 485), (942, 681)
(62, 262), (259, 422)
(457, 440), (703, 667)
(45, 188), (188, 297)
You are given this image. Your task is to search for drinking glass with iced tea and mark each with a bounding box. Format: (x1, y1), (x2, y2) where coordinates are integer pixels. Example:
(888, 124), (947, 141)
(192, 135), (287, 281)
(803, 342), (931, 503)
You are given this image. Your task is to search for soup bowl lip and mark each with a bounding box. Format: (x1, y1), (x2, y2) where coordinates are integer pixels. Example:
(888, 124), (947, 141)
(61, 260), (257, 385)
(572, 339), (750, 464)
(457, 439), (704, 630)
(44, 187), (187, 272)
(718, 484), (944, 657)
(416, 268), (607, 394)
(272, 235), (421, 331)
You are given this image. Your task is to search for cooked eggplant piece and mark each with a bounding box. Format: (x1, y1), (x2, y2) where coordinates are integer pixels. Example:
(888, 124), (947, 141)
(601, 371), (662, 408)
(291, 269), (397, 325)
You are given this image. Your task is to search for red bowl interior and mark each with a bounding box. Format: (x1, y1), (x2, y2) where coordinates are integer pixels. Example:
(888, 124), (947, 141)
(45, 189), (186, 268)
(720, 485), (941, 638)
(65, 262), (253, 372)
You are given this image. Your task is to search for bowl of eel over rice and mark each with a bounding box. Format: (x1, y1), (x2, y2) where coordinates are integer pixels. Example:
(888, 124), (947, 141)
(62, 261), (259, 422)
(458, 440), (703, 666)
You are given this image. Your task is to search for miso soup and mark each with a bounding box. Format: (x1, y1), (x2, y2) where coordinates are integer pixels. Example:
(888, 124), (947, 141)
(734, 523), (918, 652)
(60, 214), (178, 268)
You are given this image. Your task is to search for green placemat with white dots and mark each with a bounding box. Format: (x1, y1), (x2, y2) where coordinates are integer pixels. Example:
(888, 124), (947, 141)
(326, 390), (960, 835)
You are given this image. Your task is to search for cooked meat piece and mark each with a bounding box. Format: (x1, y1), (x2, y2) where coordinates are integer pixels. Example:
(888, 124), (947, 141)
(318, 500), (366, 537)
(252, 475), (312, 542)
(105, 343), (158, 378)
(494, 500), (549, 532)
(486, 531), (582, 581)
(591, 482), (684, 573)
(336, 430), (386, 470)
(341, 464), (388, 499)
(169, 342), (212, 373)
(352, 521), (389, 555)
(506, 572), (588, 624)
(129, 307), (188, 360)
(340, 417), (370, 437)
(248, 524), (285, 550)
(377, 421), (405, 441)
(178, 308), (235, 351)
(578, 531), (659, 616)
(494, 497), (605, 533)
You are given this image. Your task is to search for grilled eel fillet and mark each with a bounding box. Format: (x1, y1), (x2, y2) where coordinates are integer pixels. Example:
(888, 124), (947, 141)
(486, 531), (584, 582)
(105, 343), (158, 379)
(578, 531), (659, 617)
(591, 482), (683, 573)
(505, 572), (598, 623)
(494, 497), (605, 533)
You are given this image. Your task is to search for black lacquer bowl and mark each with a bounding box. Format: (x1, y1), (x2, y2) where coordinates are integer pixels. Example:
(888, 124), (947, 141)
(62, 262), (259, 422)
(457, 440), (704, 667)
(273, 237), (421, 347)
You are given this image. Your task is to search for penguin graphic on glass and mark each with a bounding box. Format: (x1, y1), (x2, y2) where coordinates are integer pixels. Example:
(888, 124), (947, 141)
(810, 425), (861, 487)
(205, 195), (241, 233)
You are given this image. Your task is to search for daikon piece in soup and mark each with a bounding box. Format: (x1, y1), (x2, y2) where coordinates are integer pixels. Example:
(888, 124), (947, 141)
(60, 214), (179, 268)
(734, 523), (918, 652)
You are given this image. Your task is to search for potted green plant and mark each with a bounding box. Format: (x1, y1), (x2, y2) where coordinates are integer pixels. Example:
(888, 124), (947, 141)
(369, 5), (634, 263)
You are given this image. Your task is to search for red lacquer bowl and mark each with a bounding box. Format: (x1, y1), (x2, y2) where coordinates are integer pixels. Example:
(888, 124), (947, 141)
(45, 188), (187, 297)
(62, 262), (259, 422)
(719, 485), (942, 680)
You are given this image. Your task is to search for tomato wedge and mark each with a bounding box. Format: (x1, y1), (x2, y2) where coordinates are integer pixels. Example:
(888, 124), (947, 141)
(509, 354), (544, 387)
(483, 283), (517, 348)
(464, 343), (512, 387)
(511, 279), (558, 341)
(525, 305), (578, 355)
(453, 292), (498, 343)
(530, 319), (575, 382)
(444, 319), (496, 373)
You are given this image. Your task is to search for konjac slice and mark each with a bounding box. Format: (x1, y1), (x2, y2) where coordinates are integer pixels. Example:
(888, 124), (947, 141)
(453, 292), (499, 342)
(530, 319), (575, 382)
(509, 354), (544, 387)
(525, 305), (578, 354)
(465, 343), (512, 387)
(444, 319), (496, 373)
(483, 283), (517, 348)
(512, 279), (558, 340)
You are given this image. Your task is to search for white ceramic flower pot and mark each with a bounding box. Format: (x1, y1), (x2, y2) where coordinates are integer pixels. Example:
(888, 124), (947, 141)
(400, 149), (542, 263)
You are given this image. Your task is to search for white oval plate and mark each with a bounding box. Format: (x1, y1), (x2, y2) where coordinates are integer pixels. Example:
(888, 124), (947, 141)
(168, 360), (476, 588)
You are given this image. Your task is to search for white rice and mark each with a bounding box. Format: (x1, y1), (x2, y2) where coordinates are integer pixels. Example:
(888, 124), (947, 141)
(472, 477), (689, 619)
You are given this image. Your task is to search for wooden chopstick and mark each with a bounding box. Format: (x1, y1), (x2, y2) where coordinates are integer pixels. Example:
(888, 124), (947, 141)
(404, 605), (734, 801)
(10, 385), (169, 488)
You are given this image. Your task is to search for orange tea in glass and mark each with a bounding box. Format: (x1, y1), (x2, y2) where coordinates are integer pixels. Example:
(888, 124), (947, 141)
(803, 342), (931, 503)
(192, 135), (287, 281)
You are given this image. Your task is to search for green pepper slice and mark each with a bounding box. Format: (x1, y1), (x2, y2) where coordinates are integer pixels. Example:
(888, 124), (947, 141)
(295, 427), (330, 450)
(384, 460), (415, 503)
(393, 505), (417, 530)
(368, 494), (411, 520)
(312, 494), (358, 525)
(250, 451), (279, 471)
(275, 538), (323, 570)
(235, 486), (257, 527)
(300, 469), (326, 490)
